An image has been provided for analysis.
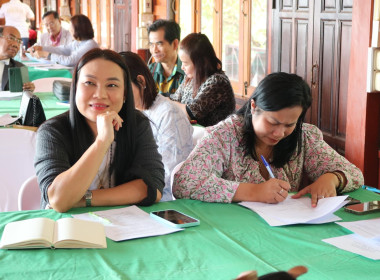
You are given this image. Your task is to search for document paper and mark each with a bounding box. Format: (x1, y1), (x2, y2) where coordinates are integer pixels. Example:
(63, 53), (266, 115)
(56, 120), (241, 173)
(322, 218), (380, 260)
(72, 206), (182, 241)
(239, 195), (348, 226)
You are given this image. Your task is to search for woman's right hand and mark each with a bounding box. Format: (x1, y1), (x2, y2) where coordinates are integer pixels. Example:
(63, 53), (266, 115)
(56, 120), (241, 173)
(234, 179), (290, 203)
(253, 179), (290, 203)
(96, 111), (124, 146)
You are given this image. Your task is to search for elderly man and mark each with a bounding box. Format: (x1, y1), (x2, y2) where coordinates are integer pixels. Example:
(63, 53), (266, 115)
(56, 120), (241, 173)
(147, 19), (185, 97)
(0, 26), (34, 92)
(36, 11), (72, 47)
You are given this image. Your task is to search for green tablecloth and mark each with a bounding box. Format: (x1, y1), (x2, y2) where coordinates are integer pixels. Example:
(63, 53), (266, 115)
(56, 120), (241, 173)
(28, 67), (72, 81)
(0, 189), (379, 279)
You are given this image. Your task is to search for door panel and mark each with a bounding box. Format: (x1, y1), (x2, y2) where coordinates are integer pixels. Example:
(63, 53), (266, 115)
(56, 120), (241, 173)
(313, 0), (352, 154)
(272, 0), (351, 154)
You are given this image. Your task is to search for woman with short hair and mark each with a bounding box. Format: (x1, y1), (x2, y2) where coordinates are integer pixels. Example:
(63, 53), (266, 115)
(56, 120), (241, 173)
(171, 32), (235, 127)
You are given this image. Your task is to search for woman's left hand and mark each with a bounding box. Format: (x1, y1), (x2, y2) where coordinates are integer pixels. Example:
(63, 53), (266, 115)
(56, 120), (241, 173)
(292, 173), (338, 207)
(23, 82), (35, 92)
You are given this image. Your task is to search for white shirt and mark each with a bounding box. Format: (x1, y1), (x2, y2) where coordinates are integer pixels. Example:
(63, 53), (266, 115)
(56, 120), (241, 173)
(42, 39), (99, 67)
(0, 0), (35, 38)
(37, 28), (72, 47)
(144, 94), (194, 201)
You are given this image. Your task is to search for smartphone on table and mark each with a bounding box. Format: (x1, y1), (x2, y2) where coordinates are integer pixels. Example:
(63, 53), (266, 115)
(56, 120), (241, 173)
(150, 209), (200, 228)
(344, 197), (361, 206)
(344, 201), (380, 215)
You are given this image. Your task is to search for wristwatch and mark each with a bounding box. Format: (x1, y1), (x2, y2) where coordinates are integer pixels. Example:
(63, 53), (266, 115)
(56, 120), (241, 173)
(84, 190), (92, 207)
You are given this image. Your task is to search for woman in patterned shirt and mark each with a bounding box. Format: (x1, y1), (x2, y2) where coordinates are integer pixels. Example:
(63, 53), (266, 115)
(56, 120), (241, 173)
(173, 72), (364, 207)
(170, 33), (235, 127)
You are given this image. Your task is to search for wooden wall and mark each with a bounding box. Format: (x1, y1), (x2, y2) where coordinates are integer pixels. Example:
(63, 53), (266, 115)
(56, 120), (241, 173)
(345, 0), (380, 188)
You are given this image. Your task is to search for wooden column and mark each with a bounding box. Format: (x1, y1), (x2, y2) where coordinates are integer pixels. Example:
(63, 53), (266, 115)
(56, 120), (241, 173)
(345, 0), (380, 188)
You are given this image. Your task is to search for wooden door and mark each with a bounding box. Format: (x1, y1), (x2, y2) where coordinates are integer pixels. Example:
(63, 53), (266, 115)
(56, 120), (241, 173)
(311, 0), (352, 154)
(113, 0), (131, 52)
(272, 0), (352, 154)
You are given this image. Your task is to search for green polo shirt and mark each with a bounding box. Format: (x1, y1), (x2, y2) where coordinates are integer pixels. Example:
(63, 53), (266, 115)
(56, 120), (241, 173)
(148, 57), (185, 97)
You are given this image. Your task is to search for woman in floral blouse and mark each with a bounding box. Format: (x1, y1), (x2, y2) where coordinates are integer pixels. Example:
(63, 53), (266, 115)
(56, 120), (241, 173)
(173, 72), (364, 207)
(170, 33), (235, 127)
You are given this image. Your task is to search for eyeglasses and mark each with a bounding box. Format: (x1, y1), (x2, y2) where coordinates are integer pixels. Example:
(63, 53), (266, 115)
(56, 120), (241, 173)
(44, 21), (58, 28)
(0, 35), (22, 45)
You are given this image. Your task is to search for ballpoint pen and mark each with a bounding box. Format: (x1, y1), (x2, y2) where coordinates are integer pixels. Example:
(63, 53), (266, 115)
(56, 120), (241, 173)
(362, 185), (380, 194)
(260, 155), (275, 179)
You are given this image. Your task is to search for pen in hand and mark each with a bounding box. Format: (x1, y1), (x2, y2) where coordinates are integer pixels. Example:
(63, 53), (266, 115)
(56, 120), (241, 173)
(260, 155), (275, 179)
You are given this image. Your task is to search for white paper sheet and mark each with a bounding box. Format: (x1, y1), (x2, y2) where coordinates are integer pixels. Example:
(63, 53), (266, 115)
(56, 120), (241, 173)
(239, 195), (348, 226)
(72, 205), (182, 241)
(336, 218), (380, 239)
(322, 234), (380, 260)
(0, 114), (20, 126)
(0, 91), (22, 101)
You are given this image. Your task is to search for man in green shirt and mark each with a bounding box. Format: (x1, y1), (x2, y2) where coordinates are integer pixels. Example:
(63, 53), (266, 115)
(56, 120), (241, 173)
(148, 20), (185, 97)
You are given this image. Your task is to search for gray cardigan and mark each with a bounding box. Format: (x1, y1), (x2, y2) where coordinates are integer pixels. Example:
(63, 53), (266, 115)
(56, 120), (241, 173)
(34, 111), (165, 209)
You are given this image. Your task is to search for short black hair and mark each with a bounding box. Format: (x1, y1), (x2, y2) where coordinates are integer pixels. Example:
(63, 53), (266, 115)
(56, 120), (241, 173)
(42, 11), (59, 20)
(147, 19), (180, 43)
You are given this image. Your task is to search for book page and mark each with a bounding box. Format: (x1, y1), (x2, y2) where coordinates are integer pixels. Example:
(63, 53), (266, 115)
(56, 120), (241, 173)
(53, 218), (106, 249)
(0, 218), (55, 249)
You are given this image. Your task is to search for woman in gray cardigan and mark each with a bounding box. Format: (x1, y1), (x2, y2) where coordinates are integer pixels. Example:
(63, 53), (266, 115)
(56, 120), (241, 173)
(34, 48), (165, 212)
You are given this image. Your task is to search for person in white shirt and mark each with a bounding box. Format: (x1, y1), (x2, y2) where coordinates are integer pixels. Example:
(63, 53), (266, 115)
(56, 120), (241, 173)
(29, 14), (98, 67)
(121, 51), (194, 201)
(37, 11), (72, 47)
(0, 0), (35, 48)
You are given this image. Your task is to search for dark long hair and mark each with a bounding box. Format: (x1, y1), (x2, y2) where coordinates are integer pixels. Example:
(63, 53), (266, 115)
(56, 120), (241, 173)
(70, 14), (94, 41)
(69, 48), (137, 185)
(120, 51), (158, 110)
(237, 72), (312, 167)
(179, 33), (221, 97)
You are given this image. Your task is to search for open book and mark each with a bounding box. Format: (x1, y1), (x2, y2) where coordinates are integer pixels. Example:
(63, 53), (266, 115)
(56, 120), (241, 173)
(0, 217), (107, 249)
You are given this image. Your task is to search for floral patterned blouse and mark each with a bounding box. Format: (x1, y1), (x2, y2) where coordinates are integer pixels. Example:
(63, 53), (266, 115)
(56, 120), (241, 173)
(170, 71), (235, 127)
(172, 115), (364, 203)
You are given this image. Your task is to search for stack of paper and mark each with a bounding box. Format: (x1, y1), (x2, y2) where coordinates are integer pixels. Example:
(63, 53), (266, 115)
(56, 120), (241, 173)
(72, 205), (182, 241)
(0, 91), (22, 101)
(322, 218), (380, 260)
(0, 114), (20, 126)
(239, 195), (348, 226)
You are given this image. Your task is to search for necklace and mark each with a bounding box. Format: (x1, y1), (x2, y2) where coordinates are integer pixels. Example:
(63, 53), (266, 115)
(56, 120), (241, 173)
(96, 144), (113, 189)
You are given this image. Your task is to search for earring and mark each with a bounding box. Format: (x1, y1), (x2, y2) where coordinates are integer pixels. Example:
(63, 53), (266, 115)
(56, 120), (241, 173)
(123, 99), (126, 103)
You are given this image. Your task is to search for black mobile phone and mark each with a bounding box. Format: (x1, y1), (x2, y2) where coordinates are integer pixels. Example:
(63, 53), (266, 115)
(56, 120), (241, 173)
(344, 201), (380, 215)
(344, 197), (361, 206)
(150, 210), (200, 228)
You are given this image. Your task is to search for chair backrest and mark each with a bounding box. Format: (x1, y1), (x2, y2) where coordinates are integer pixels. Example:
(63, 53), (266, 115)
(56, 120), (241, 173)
(33, 77), (72, 93)
(0, 128), (36, 212)
(192, 125), (205, 146)
(18, 175), (40, 211)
